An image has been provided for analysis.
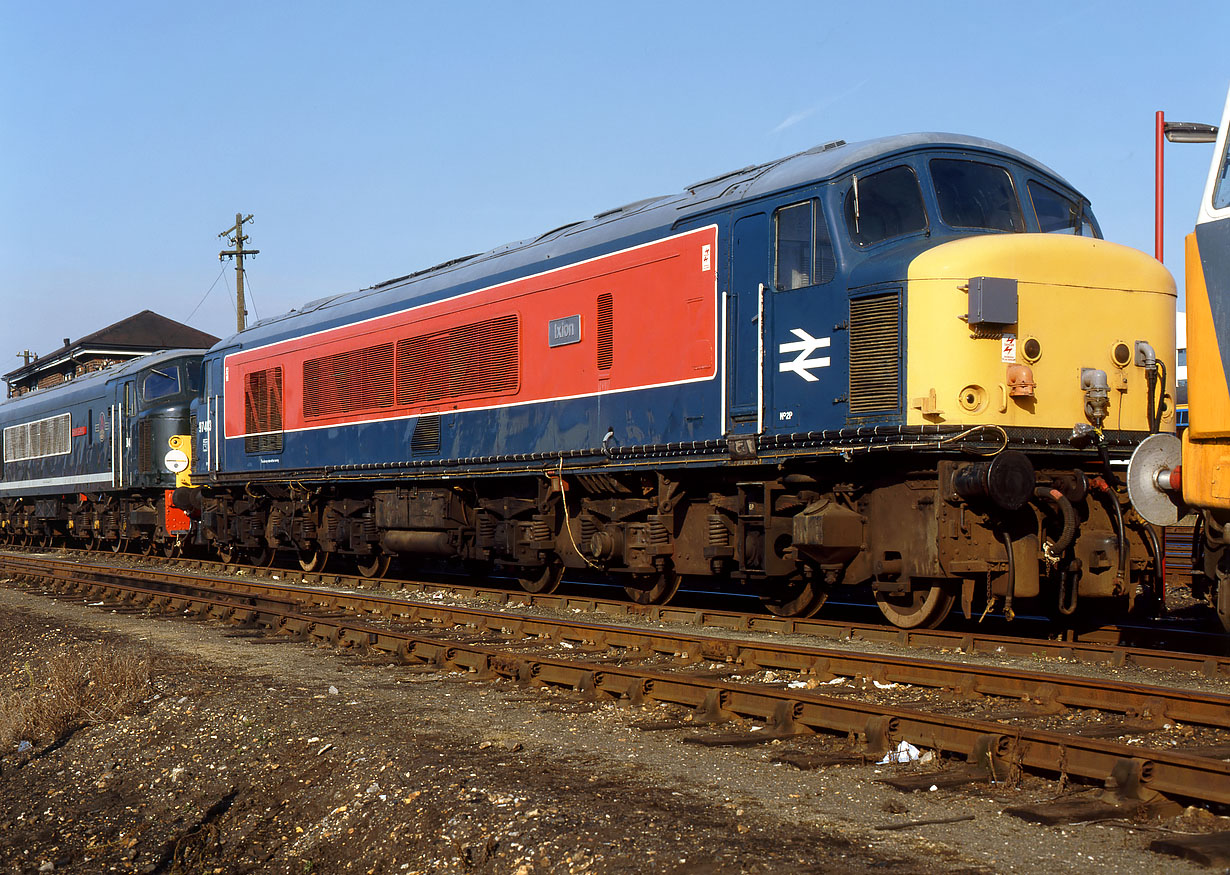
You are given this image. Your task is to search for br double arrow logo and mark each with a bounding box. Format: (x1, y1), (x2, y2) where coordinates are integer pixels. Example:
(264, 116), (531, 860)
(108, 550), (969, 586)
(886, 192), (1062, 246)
(778, 328), (831, 382)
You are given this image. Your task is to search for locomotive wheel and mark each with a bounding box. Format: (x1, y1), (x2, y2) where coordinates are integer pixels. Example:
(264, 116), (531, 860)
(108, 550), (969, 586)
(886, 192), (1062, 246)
(161, 538), (183, 559)
(140, 538), (156, 556)
(875, 582), (955, 629)
(109, 537), (127, 554)
(624, 570), (682, 606)
(761, 575), (829, 618)
(355, 553), (391, 580)
(297, 549), (329, 573)
(516, 558), (564, 594)
(39, 532), (54, 550)
(247, 546), (277, 567)
(85, 536), (100, 552)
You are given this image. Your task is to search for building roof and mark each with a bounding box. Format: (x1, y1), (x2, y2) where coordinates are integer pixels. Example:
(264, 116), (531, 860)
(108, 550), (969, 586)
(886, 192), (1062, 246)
(4, 310), (220, 385)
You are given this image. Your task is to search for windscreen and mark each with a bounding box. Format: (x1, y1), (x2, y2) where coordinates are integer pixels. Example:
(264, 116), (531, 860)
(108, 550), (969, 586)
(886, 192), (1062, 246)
(930, 159), (1024, 232)
(141, 366), (181, 402)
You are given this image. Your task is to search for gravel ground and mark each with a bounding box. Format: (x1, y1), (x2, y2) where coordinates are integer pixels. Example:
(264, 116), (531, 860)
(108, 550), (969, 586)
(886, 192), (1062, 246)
(0, 582), (1224, 875)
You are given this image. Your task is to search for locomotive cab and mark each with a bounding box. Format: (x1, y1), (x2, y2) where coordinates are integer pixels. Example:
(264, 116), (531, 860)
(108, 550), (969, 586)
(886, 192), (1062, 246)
(117, 356), (202, 490)
(712, 144), (1173, 626)
(104, 352), (206, 550)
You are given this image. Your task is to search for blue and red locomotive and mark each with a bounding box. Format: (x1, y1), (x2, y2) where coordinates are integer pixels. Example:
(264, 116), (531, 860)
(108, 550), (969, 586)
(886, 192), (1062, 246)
(2, 132), (1177, 628)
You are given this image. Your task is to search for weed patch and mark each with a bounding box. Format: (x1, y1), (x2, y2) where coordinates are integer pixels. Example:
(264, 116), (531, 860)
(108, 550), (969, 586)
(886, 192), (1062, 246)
(0, 645), (151, 750)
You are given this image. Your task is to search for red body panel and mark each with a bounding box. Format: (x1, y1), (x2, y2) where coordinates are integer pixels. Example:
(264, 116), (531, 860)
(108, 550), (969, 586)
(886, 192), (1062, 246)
(224, 227), (718, 438)
(164, 489), (191, 534)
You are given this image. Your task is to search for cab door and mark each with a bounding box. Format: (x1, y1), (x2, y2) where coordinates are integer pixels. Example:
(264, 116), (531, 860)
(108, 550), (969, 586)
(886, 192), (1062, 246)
(726, 210), (769, 434)
(763, 197), (846, 434)
(113, 378), (135, 488)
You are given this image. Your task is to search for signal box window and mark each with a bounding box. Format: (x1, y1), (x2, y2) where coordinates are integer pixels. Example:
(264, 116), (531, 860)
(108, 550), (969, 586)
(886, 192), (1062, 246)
(931, 159), (1024, 232)
(1028, 181), (1098, 237)
(844, 165), (928, 247)
(774, 200), (835, 290)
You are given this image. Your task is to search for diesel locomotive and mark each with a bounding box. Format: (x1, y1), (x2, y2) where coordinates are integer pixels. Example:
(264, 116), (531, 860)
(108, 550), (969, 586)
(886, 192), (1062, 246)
(1, 132), (1177, 629)
(0, 350), (204, 552)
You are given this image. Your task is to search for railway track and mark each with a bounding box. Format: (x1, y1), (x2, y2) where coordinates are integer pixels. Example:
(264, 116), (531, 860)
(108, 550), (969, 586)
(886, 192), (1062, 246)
(7, 544), (1229, 671)
(2, 551), (1229, 812)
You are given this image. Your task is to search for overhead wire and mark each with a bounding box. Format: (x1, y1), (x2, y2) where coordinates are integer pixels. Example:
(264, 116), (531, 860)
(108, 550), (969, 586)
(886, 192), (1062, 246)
(243, 270), (259, 322)
(185, 263), (230, 323)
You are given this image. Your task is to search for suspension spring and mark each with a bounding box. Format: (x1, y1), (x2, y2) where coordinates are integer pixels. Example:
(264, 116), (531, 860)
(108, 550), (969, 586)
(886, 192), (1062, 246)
(647, 515), (669, 546)
(530, 517), (552, 543)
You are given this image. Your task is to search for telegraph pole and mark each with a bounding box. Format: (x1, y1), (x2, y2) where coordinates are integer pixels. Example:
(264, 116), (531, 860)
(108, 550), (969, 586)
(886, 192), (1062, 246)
(218, 213), (260, 332)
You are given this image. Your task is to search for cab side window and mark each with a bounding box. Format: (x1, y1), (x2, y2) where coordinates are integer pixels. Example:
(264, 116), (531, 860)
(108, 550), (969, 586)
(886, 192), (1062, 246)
(774, 199), (835, 290)
(1028, 181), (1098, 237)
(1212, 135), (1230, 210)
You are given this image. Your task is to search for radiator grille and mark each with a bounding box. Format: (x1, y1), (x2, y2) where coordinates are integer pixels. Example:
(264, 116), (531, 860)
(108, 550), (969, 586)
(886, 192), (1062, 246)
(848, 292), (901, 414)
(244, 367), (284, 453)
(596, 293), (613, 371)
(396, 314), (519, 406)
(303, 342), (395, 418)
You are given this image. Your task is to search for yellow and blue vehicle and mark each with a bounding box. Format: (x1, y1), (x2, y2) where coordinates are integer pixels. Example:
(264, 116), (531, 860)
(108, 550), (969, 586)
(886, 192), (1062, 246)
(175, 133), (1176, 628)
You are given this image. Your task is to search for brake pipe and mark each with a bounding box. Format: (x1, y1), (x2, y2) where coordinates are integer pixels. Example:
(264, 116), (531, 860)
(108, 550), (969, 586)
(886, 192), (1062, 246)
(1034, 486), (1077, 555)
(1090, 477), (1128, 592)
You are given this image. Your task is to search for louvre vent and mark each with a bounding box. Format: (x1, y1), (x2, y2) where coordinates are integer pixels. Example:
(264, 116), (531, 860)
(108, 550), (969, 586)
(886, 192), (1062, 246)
(848, 292), (901, 414)
(138, 420), (152, 473)
(244, 367), (284, 453)
(596, 293), (613, 371)
(396, 314), (519, 406)
(3, 412), (71, 462)
(410, 415), (441, 455)
(303, 342), (395, 418)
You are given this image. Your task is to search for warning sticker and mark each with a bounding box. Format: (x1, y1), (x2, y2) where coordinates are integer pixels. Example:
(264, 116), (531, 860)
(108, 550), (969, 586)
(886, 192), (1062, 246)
(1001, 334), (1017, 363)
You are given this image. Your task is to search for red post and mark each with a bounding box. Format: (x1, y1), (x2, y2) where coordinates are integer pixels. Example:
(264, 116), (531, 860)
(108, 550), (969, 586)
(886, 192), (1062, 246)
(1156, 110), (1165, 262)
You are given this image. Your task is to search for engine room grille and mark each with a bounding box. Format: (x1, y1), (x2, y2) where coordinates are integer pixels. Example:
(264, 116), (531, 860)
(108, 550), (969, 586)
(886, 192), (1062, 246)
(848, 292), (901, 414)
(596, 293), (613, 371)
(395, 314), (519, 406)
(3, 412), (71, 463)
(410, 415), (441, 454)
(138, 420), (152, 473)
(303, 342), (395, 418)
(244, 366), (284, 453)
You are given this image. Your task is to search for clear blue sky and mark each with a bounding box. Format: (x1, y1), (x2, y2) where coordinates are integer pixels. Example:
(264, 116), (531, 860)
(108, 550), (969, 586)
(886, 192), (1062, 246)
(2, 0), (1227, 367)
